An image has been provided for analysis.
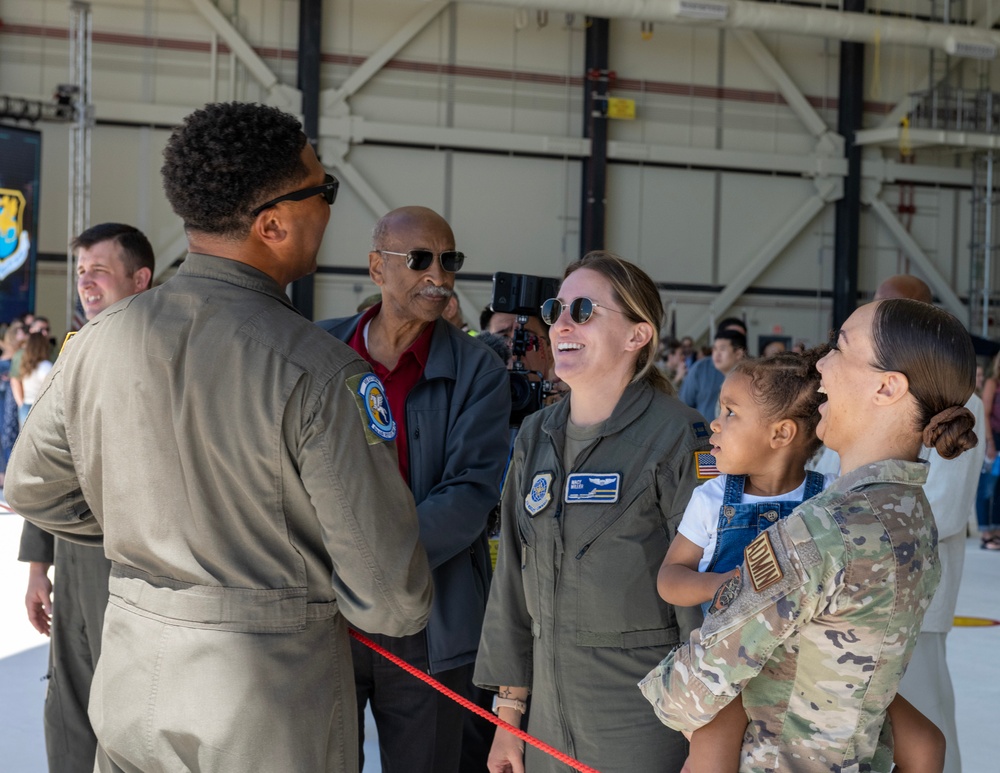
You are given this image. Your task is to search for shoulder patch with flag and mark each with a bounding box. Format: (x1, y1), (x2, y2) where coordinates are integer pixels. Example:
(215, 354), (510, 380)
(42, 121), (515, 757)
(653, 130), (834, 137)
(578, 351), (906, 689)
(695, 451), (720, 479)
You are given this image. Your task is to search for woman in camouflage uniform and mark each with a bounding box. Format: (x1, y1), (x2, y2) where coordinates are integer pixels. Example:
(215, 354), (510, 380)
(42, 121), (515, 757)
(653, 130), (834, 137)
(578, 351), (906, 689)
(641, 298), (978, 773)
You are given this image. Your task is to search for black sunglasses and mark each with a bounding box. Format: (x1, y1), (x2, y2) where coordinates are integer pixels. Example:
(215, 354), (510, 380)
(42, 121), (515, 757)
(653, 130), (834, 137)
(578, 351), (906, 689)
(251, 173), (339, 217)
(540, 297), (626, 326)
(379, 249), (465, 273)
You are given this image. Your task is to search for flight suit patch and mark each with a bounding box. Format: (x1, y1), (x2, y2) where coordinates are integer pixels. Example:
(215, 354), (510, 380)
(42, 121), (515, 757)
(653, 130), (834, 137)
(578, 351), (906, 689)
(745, 531), (783, 592)
(695, 451), (720, 479)
(709, 567), (742, 615)
(564, 473), (620, 503)
(692, 421), (710, 439)
(346, 373), (397, 445)
(525, 472), (553, 515)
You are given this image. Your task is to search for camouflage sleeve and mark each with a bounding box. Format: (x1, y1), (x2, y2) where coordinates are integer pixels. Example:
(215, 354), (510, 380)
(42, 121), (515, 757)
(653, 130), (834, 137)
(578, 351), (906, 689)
(639, 509), (834, 732)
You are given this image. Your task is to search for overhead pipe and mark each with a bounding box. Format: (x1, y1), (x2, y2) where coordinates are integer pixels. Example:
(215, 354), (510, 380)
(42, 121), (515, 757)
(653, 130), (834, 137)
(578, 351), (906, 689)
(462, 0), (1000, 59)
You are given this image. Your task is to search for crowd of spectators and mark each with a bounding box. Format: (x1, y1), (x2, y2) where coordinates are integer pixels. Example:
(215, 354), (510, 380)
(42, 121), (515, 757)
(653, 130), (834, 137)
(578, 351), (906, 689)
(0, 313), (54, 486)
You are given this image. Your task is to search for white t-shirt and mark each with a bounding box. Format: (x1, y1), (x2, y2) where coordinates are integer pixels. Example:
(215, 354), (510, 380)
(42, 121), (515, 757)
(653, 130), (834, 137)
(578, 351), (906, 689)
(22, 360), (52, 405)
(678, 472), (837, 572)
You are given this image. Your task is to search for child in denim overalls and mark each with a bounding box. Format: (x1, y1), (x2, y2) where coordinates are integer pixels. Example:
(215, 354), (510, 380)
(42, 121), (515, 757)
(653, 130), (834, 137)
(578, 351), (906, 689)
(656, 348), (946, 773)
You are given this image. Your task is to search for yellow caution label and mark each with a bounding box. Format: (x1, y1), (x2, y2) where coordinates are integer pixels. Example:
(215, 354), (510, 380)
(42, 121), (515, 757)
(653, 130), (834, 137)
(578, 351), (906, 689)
(953, 616), (1000, 627)
(607, 97), (636, 120)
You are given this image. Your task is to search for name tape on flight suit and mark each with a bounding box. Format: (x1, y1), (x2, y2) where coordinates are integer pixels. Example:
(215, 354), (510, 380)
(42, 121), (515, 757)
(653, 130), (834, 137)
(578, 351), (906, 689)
(564, 473), (620, 503)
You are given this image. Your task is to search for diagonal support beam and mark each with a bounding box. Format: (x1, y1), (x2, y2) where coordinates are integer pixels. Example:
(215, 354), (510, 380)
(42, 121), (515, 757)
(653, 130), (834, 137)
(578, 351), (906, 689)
(187, 0), (299, 109)
(689, 178), (841, 340)
(325, 141), (392, 219)
(322, 0), (451, 111)
(865, 195), (968, 320)
(731, 29), (831, 139)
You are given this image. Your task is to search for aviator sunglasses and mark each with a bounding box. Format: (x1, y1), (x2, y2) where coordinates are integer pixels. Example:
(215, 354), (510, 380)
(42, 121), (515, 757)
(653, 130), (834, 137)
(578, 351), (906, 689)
(540, 297), (626, 326)
(250, 173), (340, 217)
(378, 249), (466, 273)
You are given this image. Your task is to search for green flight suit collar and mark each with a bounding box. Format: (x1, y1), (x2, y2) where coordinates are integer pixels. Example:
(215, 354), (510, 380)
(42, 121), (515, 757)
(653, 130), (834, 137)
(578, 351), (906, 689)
(179, 253), (301, 315)
(540, 380), (654, 450)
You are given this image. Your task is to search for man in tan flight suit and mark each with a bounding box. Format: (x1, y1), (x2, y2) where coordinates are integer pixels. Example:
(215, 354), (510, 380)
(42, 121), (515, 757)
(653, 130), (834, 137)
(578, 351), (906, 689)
(18, 222), (154, 773)
(6, 102), (433, 773)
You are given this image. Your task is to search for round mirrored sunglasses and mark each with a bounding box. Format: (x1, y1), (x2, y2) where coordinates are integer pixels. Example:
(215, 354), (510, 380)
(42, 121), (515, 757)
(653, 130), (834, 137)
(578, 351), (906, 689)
(540, 297), (626, 326)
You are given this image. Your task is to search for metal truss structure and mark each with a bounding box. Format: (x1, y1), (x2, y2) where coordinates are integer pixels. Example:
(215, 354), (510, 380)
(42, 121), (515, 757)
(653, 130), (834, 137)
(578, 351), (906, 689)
(21, 0), (1000, 333)
(67, 1), (93, 331)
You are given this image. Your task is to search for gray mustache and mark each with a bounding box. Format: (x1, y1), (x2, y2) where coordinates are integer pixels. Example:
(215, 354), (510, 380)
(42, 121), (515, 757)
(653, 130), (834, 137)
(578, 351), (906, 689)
(420, 286), (454, 299)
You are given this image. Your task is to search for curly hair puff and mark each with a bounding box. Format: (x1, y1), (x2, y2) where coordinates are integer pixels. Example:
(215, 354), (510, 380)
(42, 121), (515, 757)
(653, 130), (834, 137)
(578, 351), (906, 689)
(161, 102), (308, 238)
(731, 345), (830, 459)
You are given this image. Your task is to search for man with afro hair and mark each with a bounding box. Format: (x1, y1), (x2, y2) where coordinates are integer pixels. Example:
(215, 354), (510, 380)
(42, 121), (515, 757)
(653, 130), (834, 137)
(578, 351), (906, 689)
(6, 102), (433, 773)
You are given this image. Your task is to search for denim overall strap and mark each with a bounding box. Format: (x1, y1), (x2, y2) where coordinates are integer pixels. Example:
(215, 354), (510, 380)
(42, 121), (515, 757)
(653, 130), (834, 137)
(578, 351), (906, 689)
(802, 470), (825, 500)
(705, 475), (751, 576)
(706, 473), (821, 577)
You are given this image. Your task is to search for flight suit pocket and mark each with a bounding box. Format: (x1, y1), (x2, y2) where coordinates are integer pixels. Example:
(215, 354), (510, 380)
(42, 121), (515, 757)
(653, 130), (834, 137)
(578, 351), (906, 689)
(573, 471), (674, 641)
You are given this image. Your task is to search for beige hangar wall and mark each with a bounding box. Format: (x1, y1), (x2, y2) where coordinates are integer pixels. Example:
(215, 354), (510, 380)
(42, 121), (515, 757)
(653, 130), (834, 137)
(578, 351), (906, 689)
(0, 0), (988, 350)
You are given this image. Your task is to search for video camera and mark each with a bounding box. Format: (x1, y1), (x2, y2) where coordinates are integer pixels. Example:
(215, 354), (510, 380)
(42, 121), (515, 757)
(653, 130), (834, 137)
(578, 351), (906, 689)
(490, 271), (560, 426)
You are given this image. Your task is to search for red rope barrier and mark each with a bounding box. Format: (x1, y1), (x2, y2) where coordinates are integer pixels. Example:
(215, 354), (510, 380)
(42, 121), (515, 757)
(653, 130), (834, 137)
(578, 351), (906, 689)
(349, 628), (603, 773)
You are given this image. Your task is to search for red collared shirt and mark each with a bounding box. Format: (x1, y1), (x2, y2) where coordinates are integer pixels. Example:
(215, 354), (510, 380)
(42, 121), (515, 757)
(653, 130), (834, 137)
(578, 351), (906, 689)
(347, 303), (434, 484)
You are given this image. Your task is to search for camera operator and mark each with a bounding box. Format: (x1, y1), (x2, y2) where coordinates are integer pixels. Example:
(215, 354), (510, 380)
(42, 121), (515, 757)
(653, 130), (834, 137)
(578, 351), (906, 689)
(481, 307), (556, 384)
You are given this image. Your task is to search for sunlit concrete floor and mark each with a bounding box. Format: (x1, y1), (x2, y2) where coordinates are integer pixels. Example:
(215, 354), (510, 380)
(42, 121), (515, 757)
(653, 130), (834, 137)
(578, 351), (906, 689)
(2, 508), (998, 772)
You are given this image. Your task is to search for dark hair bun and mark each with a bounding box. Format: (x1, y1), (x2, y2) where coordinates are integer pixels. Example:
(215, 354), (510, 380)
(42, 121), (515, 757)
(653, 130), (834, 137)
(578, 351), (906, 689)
(922, 406), (978, 460)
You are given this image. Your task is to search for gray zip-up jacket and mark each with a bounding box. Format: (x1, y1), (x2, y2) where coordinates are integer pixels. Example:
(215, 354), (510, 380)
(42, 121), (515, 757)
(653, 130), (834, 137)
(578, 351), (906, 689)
(320, 313), (511, 672)
(6, 254), (433, 772)
(475, 381), (709, 773)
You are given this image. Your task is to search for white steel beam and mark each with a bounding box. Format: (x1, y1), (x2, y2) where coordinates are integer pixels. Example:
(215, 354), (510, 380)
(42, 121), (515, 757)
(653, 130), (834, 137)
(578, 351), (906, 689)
(863, 156), (971, 187)
(320, 114), (591, 156)
(187, 0), (299, 109)
(608, 139), (846, 177)
(731, 30), (831, 139)
(857, 125), (1000, 152)
(64, 98), (967, 188)
(322, 0), (451, 112)
(687, 177), (841, 340)
(865, 194), (968, 320)
(462, 0), (1000, 53)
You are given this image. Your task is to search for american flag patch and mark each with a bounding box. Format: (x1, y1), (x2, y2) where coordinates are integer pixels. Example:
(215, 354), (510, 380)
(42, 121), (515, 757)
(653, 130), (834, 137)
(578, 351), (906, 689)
(695, 451), (720, 479)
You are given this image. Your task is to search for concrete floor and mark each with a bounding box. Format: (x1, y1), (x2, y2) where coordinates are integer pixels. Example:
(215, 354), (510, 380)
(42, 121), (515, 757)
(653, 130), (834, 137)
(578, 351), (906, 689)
(2, 508), (998, 772)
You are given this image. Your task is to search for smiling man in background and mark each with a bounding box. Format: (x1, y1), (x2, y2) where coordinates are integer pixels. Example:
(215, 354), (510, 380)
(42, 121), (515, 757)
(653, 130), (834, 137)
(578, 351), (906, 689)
(17, 221), (153, 773)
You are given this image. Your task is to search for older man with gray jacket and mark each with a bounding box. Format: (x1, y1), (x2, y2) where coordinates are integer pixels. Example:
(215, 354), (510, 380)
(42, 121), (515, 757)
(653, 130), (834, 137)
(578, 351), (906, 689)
(319, 206), (511, 773)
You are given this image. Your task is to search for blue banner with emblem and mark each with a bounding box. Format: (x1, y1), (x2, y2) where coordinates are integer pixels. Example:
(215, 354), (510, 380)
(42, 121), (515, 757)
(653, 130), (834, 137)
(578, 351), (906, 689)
(0, 125), (40, 320)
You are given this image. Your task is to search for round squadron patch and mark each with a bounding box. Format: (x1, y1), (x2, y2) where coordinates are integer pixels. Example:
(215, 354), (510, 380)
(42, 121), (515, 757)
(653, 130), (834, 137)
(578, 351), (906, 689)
(526, 472), (553, 516)
(346, 373), (397, 445)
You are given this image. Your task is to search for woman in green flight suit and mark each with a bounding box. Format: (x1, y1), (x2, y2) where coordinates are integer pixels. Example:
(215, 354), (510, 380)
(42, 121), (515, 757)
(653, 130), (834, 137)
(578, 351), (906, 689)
(475, 252), (710, 773)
